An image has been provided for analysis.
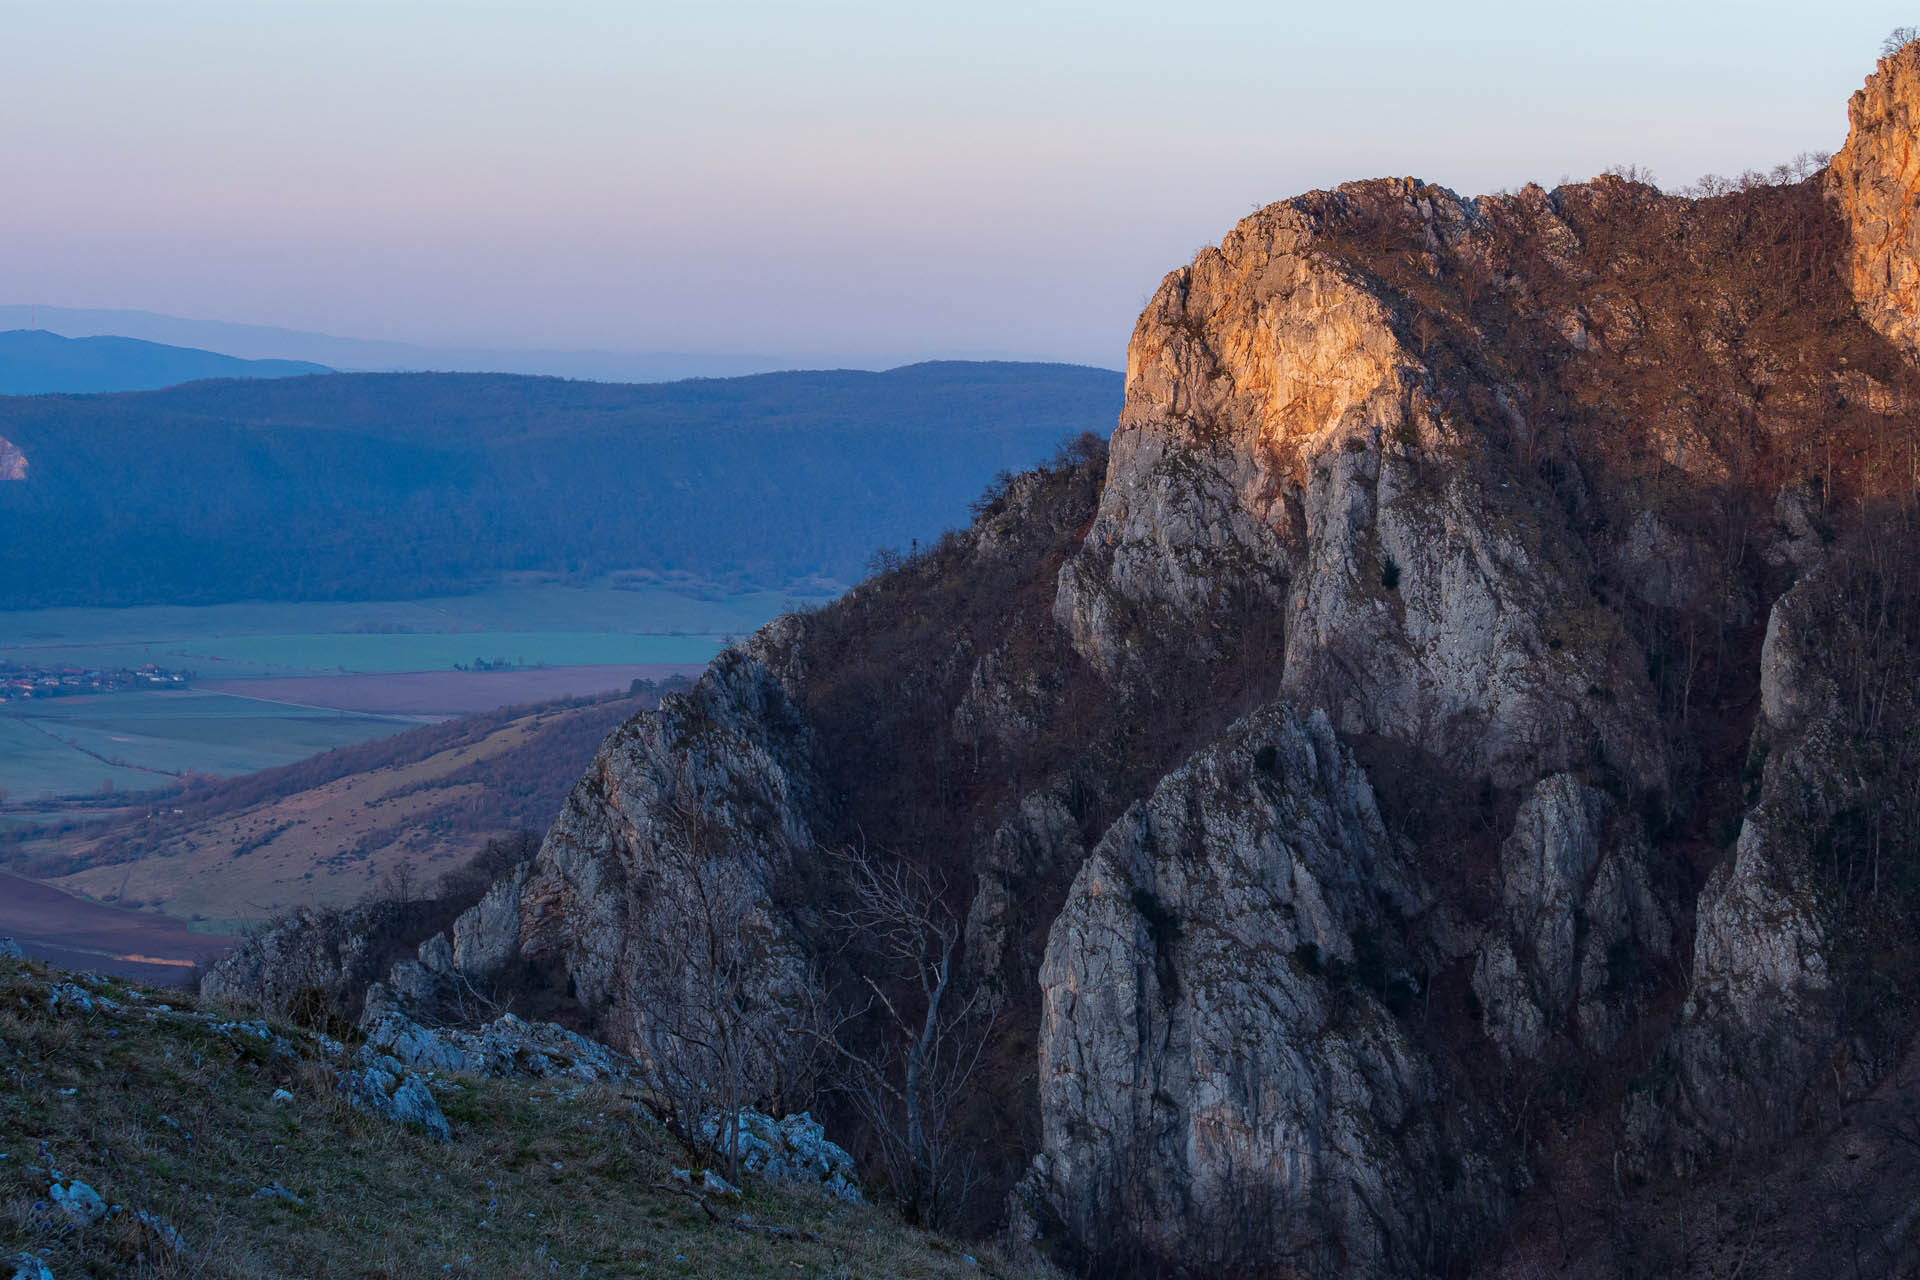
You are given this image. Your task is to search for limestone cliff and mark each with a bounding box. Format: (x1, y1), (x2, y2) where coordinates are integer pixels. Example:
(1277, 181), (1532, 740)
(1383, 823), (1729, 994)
(1831, 42), (1920, 353)
(1055, 180), (1666, 794)
(1025, 704), (1509, 1275)
(448, 648), (828, 1103)
(329, 46), (1920, 1279)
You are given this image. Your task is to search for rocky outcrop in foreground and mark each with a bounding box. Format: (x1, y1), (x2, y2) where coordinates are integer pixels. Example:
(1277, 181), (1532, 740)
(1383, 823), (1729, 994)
(5, 948), (1004, 1279)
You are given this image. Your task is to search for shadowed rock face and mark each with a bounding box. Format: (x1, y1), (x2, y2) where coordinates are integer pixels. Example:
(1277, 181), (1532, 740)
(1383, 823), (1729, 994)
(1028, 703), (1508, 1276)
(200, 900), (419, 1021)
(331, 49), (1920, 1280)
(470, 648), (828, 1101)
(1622, 569), (1852, 1176)
(1471, 773), (1672, 1063)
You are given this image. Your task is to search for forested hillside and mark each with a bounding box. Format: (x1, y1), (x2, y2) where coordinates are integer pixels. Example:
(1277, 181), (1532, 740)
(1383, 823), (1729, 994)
(0, 361), (1120, 606)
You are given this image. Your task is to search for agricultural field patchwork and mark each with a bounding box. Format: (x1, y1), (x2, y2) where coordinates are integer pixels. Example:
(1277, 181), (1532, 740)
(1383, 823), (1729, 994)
(0, 582), (805, 803)
(0, 583), (798, 677)
(0, 691), (413, 803)
(8, 690), (657, 932)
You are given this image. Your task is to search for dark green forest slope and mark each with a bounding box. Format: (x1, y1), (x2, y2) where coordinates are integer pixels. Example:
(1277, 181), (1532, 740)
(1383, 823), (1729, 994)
(0, 361), (1120, 606)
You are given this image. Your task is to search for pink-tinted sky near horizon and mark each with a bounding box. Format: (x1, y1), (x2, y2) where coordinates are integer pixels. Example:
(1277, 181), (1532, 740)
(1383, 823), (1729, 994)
(1, 1), (1907, 368)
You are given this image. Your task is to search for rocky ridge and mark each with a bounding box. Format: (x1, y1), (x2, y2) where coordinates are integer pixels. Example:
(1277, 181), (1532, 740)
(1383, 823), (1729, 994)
(210, 46), (1920, 1278)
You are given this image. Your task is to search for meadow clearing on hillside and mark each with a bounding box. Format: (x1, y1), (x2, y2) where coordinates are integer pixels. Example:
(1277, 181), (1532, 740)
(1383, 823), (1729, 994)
(14, 693), (656, 931)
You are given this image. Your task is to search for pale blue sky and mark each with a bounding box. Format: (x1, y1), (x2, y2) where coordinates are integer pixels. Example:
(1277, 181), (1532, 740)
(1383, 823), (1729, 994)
(0, 1), (1908, 368)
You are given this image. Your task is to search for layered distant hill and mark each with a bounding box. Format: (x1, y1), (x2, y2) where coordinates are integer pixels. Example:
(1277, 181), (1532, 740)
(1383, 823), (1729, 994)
(0, 304), (795, 381)
(0, 361), (1121, 607)
(0, 328), (330, 394)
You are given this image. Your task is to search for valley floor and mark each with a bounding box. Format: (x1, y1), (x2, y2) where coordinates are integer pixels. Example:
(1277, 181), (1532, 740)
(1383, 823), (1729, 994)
(0, 581), (811, 805)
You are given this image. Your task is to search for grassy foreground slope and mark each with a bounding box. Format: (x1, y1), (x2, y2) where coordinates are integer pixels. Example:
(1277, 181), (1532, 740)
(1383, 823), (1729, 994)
(0, 954), (1037, 1279)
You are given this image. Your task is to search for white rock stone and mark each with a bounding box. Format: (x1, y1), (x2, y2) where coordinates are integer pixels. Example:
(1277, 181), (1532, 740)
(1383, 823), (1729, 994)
(49, 1180), (107, 1226)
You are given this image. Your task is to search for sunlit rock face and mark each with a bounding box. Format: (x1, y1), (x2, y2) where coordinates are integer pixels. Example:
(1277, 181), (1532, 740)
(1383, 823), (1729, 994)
(0, 436), (24, 481)
(1831, 41), (1920, 351)
(1055, 178), (1666, 793)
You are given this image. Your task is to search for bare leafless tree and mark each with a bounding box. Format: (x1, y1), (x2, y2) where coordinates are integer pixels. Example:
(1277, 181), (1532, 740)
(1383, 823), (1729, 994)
(1412, 311), (1441, 359)
(376, 859), (418, 911)
(1603, 162), (1659, 189)
(817, 841), (999, 1228)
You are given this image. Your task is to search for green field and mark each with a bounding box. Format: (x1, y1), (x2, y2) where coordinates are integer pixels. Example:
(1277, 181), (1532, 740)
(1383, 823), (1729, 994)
(0, 629), (723, 677)
(0, 691), (413, 802)
(0, 581), (814, 802)
(0, 717), (159, 798)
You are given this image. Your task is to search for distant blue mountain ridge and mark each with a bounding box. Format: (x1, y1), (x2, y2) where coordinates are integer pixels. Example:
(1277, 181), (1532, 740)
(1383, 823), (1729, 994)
(0, 361), (1124, 607)
(0, 329), (331, 395)
(0, 305), (1087, 382)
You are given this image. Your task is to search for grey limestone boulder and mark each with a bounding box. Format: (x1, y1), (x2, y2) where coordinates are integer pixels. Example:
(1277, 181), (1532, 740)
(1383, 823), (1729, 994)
(699, 1110), (862, 1203)
(48, 1180), (107, 1226)
(336, 1046), (451, 1141)
(359, 992), (630, 1083)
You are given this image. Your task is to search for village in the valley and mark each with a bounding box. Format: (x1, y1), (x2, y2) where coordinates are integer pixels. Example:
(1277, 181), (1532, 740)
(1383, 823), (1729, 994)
(0, 661), (190, 701)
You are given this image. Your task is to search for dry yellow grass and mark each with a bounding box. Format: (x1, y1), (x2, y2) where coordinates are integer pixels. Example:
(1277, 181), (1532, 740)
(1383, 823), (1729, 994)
(0, 956), (1049, 1279)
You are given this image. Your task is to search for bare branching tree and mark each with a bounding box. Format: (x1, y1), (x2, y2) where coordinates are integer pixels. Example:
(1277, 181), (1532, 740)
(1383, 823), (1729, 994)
(1602, 162), (1659, 189)
(819, 842), (999, 1229)
(1681, 151), (1830, 200)
(1885, 25), (1920, 58)
(374, 859), (418, 914)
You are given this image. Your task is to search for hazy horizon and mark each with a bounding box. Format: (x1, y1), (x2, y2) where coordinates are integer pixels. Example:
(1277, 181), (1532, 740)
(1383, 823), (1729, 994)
(0, 304), (1089, 381)
(2, 1), (1909, 368)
